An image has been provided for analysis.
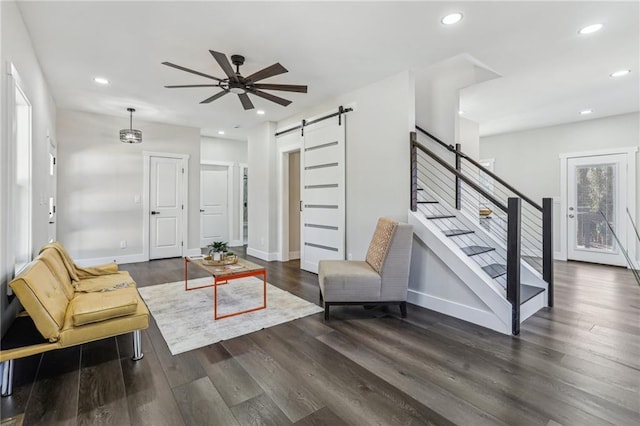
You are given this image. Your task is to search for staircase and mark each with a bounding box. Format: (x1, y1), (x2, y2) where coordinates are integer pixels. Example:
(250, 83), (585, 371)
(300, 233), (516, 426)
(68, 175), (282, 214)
(408, 129), (553, 335)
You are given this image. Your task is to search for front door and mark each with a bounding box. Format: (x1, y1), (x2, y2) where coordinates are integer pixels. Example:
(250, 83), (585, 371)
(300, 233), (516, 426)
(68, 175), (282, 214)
(200, 165), (229, 248)
(567, 154), (628, 266)
(300, 116), (346, 273)
(150, 156), (183, 259)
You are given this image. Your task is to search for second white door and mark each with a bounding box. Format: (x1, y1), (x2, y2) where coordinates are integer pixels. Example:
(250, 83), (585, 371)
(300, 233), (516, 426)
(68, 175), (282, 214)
(150, 156), (184, 259)
(200, 165), (229, 247)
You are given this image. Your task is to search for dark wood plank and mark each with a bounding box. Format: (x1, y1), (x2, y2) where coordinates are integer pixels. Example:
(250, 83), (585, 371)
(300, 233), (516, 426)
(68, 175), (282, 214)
(222, 335), (324, 423)
(172, 377), (238, 426)
(230, 393), (292, 426)
(144, 317), (206, 389)
(338, 316), (634, 425)
(120, 331), (185, 426)
(77, 359), (130, 426)
(0, 354), (41, 419)
(294, 406), (349, 426)
(22, 346), (80, 426)
(256, 322), (453, 426)
(195, 344), (263, 407)
(317, 328), (503, 425)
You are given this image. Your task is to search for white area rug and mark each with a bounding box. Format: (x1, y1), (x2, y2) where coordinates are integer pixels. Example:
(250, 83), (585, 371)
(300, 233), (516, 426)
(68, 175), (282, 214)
(138, 277), (323, 355)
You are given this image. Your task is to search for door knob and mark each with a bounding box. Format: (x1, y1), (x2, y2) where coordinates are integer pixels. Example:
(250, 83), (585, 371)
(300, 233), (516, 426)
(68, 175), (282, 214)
(569, 206), (574, 211)
(151, 211), (160, 215)
(200, 209), (205, 213)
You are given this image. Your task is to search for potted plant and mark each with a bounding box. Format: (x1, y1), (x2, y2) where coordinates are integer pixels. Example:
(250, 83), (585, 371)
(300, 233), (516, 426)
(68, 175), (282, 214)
(208, 241), (228, 261)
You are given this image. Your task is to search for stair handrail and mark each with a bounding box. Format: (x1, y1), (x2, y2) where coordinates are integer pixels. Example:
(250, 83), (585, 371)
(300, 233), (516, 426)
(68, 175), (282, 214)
(411, 134), (508, 213)
(416, 125), (543, 212)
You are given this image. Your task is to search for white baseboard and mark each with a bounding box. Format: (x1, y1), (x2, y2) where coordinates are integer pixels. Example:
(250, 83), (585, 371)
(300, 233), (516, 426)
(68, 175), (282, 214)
(186, 248), (202, 257)
(76, 253), (148, 267)
(407, 289), (510, 335)
(289, 251), (300, 260)
(246, 247), (278, 261)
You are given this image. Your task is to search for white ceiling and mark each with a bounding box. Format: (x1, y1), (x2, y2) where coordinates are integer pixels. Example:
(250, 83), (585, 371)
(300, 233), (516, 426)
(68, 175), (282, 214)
(17, 1), (639, 140)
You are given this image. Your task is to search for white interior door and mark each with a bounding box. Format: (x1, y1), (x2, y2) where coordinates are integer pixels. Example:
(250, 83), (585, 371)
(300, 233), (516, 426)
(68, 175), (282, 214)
(150, 156), (183, 259)
(200, 165), (229, 247)
(300, 117), (345, 273)
(567, 154), (627, 266)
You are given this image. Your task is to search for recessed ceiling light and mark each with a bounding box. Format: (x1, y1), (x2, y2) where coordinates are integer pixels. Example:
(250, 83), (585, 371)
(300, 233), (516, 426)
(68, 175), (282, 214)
(93, 77), (110, 85)
(441, 12), (463, 25)
(256, 110), (265, 115)
(610, 69), (631, 78)
(579, 23), (603, 35)
(218, 130), (225, 135)
(580, 109), (593, 115)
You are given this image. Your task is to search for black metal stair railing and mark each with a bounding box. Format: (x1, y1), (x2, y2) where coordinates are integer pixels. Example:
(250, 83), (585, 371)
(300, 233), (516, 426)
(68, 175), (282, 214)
(411, 130), (554, 335)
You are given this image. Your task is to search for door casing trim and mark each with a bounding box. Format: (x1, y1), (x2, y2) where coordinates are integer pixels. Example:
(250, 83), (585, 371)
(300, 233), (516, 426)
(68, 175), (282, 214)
(143, 151), (190, 260)
(559, 146), (637, 265)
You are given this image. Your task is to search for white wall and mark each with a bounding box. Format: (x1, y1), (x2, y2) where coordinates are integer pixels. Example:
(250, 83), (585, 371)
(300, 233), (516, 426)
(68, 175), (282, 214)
(481, 112), (640, 260)
(56, 109), (201, 262)
(274, 70), (416, 261)
(201, 136), (247, 246)
(247, 122), (278, 259)
(480, 112), (640, 201)
(1, 0), (57, 335)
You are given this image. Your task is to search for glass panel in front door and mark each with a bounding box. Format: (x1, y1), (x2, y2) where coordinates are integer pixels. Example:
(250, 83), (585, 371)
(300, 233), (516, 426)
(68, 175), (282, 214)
(575, 163), (617, 253)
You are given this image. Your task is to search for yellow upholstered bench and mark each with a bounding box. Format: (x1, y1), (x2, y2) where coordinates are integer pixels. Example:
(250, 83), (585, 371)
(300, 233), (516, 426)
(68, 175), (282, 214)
(0, 243), (149, 396)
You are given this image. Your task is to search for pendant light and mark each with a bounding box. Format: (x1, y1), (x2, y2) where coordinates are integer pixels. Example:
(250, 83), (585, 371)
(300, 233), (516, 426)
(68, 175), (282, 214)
(119, 107), (142, 143)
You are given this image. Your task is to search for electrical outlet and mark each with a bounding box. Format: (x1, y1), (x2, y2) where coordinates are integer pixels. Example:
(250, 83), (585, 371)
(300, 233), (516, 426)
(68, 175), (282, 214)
(120, 240), (127, 249)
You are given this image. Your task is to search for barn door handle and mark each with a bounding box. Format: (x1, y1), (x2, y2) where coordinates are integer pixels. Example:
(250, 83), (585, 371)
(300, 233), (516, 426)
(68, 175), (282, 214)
(300, 201), (303, 212)
(151, 211), (160, 215)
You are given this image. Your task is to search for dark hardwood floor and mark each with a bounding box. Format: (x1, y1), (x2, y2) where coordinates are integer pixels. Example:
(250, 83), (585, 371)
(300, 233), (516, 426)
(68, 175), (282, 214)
(2, 250), (639, 425)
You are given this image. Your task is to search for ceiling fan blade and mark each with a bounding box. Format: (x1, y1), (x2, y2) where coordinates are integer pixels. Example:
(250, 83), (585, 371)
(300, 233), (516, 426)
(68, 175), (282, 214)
(200, 90), (229, 104)
(238, 93), (255, 110)
(252, 83), (307, 93)
(161, 62), (223, 82)
(209, 50), (236, 80)
(164, 84), (221, 88)
(249, 89), (292, 107)
(245, 63), (288, 83)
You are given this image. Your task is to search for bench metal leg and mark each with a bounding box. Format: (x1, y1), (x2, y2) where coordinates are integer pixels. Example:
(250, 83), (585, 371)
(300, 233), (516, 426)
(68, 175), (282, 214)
(131, 330), (144, 361)
(1, 359), (14, 396)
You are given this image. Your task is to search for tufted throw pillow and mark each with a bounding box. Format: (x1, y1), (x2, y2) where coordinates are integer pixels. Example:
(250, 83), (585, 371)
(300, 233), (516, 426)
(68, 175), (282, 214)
(365, 217), (398, 273)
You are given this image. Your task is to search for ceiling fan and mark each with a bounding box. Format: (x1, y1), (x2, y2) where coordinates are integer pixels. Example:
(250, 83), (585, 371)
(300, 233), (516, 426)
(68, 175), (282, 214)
(162, 50), (308, 110)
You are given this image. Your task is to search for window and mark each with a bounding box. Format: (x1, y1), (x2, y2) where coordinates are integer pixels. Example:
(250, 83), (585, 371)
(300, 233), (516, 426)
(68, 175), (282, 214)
(11, 66), (32, 275)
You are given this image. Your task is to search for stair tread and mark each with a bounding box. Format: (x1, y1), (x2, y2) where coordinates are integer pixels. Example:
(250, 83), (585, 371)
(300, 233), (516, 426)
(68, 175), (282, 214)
(461, 245), (495, 256)
(443, 229), (475, 237)
(482, 263), (507, 278)
(493, 280), (546, 304)
(426, 215), (456, 220)
(521, 284), (546, 304)
(417, 200), (439, 204)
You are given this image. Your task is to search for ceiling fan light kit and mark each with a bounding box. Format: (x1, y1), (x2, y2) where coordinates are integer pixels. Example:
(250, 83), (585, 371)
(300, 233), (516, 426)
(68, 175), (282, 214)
(162, 50), (308, 110)
(119, 107), (142, 143)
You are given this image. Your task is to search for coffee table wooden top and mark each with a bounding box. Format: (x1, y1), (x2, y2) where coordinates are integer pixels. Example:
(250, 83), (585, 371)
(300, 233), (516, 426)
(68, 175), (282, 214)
(187, 257), (265, 278)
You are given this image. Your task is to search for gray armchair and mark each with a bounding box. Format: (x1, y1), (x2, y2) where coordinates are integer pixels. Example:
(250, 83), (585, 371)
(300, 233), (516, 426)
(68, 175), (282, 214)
(318, 217), (413, 320)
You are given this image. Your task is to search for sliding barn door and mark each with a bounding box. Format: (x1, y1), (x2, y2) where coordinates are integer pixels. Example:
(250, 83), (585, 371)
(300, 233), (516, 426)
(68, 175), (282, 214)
(300, 117), (345, 273)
